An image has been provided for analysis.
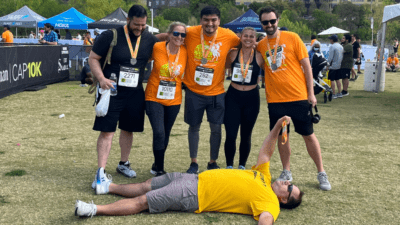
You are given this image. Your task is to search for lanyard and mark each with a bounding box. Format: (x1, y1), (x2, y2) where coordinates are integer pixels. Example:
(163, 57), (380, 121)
(200, 28), (218, 65)
(165, 43), (181, 80)
(239, 48), (254, 80)
(265, 31), (280, 64)
(124, 25), (141, 62)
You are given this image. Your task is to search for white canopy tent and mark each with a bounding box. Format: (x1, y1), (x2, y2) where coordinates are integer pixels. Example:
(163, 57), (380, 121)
(318, 26), (349, 35)
(376, 3), (400, 93)
(147, 25), (159, 33)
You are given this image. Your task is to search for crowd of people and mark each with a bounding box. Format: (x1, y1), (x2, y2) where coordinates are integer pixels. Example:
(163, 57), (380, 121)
(73, 5), (333, 224)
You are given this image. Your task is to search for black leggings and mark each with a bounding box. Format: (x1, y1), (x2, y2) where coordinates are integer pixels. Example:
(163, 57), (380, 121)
(224, 85), (260, 167)
(146, 101), (180, 170)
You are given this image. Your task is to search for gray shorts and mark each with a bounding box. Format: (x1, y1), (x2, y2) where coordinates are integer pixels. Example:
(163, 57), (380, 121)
(146, 172), (199, 213)
(184, 88), (225, 126)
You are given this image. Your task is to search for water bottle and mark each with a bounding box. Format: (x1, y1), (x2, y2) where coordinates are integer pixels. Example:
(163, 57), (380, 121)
(110, 73), (117, 96)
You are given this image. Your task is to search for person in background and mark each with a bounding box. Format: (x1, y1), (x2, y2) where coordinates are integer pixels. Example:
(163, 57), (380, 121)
(65, 29), (72, 40)
(55, 29), (61, 40)
(1, 25), (13, 45)
(340, 34), (353, 97)
(310, 34), (317, 46)
(385, 53), (399, 72)
(308, 40), (321, 63)
(77, 33), (82, 40)
(327, 35), (343, 99)
(83, 31), (94, 45)
(94, 28), (101, 43)
(224, 27), (264, 170)
(355, 37), (362, 74)
(79, 64), (93, 87)
(145, 22), (187, 176)
(39, 23), (58, 45)
(393, 38), (398, 57)
(29, 31), (35, 39)
(350, 34), (360, 81)
(38, 30), (44, 40)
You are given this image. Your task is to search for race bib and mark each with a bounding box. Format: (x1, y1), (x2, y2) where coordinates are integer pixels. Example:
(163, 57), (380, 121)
(118, 66), (139, 88)
(157, 80), (176, 100)
(232, 63), (253, 83)
(195, 66), (214, 86)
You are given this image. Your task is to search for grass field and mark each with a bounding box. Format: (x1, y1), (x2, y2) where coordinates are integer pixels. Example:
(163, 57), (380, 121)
(0, 72), (399, 225)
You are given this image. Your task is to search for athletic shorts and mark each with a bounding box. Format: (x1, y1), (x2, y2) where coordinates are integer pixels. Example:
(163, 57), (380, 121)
(146, 172), (199, 213)
(93, 88), (145, 132)
(355, 58), (361, 65)
(268, 100), (314, 136)
(184, 88), (225, 126)
(328, 69), (341, 81)
(341, 69), (351, 79)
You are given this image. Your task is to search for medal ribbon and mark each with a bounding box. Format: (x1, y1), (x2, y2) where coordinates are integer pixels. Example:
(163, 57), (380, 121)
(239, 48), (254, 81)
(200, 28), (218, 64)
(265, 31), (280, 66)
(124, 25), (141, 61)
(165, 43), (181, 80)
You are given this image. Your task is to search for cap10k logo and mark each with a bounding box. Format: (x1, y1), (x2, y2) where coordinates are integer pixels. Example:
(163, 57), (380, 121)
(0, 62), (42, 84)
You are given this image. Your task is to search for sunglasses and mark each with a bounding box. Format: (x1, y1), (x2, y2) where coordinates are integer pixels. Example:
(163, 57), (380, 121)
(287, 184), (293, 199)
(173, 31), (186, 38)
(261, 19), (277, 26)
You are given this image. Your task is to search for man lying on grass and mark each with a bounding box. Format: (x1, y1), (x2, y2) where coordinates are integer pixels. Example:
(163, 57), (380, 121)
(75, 116), (303, 224)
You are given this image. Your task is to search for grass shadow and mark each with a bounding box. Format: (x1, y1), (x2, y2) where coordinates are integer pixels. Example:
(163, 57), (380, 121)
(5, 169), (26, 176)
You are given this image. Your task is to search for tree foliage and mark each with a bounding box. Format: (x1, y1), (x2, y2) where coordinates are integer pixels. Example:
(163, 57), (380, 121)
(161, 7), (191, 24)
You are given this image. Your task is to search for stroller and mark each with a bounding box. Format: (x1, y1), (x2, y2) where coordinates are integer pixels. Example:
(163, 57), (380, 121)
(311, 52), (333, 103)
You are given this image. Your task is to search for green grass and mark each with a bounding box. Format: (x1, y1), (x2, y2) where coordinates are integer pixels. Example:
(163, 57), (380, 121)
(5, 170), (26, 177)
(0, 71), (399, 224)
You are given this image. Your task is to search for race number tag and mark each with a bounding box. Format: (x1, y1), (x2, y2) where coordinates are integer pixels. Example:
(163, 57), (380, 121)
(118, 66), (139, 88)
(157, 80), (176, 100)
(282, 120), (287, 145)
(195, 66), (214, 86)
(232, 63), (253, 83)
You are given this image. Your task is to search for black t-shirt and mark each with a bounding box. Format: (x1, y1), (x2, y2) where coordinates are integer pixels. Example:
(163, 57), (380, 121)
(352, 41), (360, 59)
(92, 26), (159, 91)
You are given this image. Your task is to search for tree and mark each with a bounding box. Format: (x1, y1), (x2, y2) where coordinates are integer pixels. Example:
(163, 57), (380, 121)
(153, 16), (171, 33)
(310, 9), (339, 33)
(279, 10), (312, 39)
(84, 0), (127, 20)
(332, 2), (369, 34)
(161, 7), (191, 24)
(219, 2), (244, 25)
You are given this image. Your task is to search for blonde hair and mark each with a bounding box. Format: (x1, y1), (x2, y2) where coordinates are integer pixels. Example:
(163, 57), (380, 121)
(241, 27), (256, 35)
(167, 21), (187, 34)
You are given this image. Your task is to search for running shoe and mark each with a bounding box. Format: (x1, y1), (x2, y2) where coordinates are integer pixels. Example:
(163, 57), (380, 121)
(226, 166), (233, 169)
(238, 165), (245, 170)
(276, 169), (293, 182)
(332, 94), (337, 99)
(337, 93), (343, 98)
(186, 162), (199, 174)
(75, 200), (97, 218)
(91, 168), (112, 189)
(150, 163), (157, 175)
(116, 161), (137, 178)
(341, 90), (349, 96)
(207, 162), (220, 170)
(95, 167), (112, 195)
(318, 171), (332, 191)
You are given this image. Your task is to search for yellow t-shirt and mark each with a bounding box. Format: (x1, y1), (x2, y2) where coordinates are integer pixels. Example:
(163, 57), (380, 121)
(387, 57), (399, 65)
(196, 162), (280, 222)
(257, 31), (309, 103)
(2, 30), (13, 43)
(183, 25), (240, 96)
(145, 41), (187, 106)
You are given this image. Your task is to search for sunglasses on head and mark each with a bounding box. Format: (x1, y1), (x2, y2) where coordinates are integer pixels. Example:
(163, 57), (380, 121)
(287, 184), (293, 199)
(261, 19), (277, 26)
(173, 31), (186, 38)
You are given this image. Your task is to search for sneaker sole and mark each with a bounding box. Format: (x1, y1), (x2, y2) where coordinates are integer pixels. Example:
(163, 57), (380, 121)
(116, 168), (136, 178)
(150, 169), (157, 176)
(95, 185), (106, 195)
(186, 170), (199, 174)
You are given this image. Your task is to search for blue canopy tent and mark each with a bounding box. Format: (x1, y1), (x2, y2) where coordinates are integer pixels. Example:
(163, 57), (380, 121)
(38, 7), (94, 30)
(223, 9), (263, 33)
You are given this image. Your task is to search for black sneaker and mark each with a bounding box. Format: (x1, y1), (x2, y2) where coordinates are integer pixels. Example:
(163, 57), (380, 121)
(342, 90), (349, 96)
(357, 71), (362, 74)
(355, 75), (359, 80)
(261, 84), (265, 88)
(226, 76), (232, 80)
(186, 162), (199, 174)
(207, 162), (220, 170)
(349, 78), (355, 82)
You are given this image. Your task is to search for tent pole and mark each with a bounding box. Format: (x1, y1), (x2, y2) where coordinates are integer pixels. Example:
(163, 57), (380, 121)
(151, 8), (154, 34)
(376, 22), (386, 93)
(16, 27), (17, 38)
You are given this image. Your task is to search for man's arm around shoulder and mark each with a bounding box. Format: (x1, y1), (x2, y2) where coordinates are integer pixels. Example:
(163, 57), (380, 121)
(258, 211), (274, 225)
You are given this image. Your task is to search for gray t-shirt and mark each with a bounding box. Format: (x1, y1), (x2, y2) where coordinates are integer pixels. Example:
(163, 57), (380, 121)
(328, 43), (343, 70)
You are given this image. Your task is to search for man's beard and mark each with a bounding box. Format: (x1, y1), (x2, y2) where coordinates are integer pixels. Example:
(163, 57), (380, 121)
(264, 26), (277, 36)
(44, 30), (49, 34)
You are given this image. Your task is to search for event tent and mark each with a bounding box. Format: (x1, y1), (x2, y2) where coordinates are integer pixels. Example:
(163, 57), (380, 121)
(0, 5), (46, 28)
(223, 9), (263, 33)
(38, 7), (94, 30)
(317, 26), (349, 35)
(88, 7), (127, 29)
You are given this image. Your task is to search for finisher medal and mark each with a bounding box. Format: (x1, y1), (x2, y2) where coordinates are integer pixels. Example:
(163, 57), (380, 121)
(131, 58), (137, 65)
(201, 58), (208, 65)
(271, 63), (278, 71)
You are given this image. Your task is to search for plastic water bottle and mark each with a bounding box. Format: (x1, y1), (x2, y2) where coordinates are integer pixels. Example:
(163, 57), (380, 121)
(110, 73), (117, 96)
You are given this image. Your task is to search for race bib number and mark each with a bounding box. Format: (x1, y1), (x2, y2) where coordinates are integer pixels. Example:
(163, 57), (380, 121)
(195, 66), (214, 86)
(157, 80), (176, 100)
(118, 66), (139, 88)
(232, 63), (253, 83)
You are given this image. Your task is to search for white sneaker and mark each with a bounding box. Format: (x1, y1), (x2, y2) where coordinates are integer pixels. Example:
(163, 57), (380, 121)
(91, 168), (112, 189)
(79, 84), (88, 87)
(116, 161), (137, 178)
(75, 200), (97, 217)
(276, 169), (293, 182)
(318, 171), (332, 191)
(95, 167), (112, 195)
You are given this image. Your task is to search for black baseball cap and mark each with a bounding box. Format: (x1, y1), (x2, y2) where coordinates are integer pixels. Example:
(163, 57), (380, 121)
(3, 25), (10, 29)
(328, 35), (338, 42)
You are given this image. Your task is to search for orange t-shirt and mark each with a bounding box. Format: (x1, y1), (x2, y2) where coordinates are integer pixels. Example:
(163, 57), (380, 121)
(183, 25), (240, 96)
(145, 41), (187, 106)
(311, 39), (317, 46)
(83, 38), (94, 45)
(257, 31), (309, 103)
(2, 30), (13, 43)
(387, 57), (399, 65)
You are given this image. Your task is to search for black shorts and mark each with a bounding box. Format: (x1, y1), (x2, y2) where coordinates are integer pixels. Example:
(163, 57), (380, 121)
(184, 88), (225, 126)
(93, 88), (145, 132)
(328, 69), (341, 81)
(268, 100), (313, 136)
(341, 69), (351, 79)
